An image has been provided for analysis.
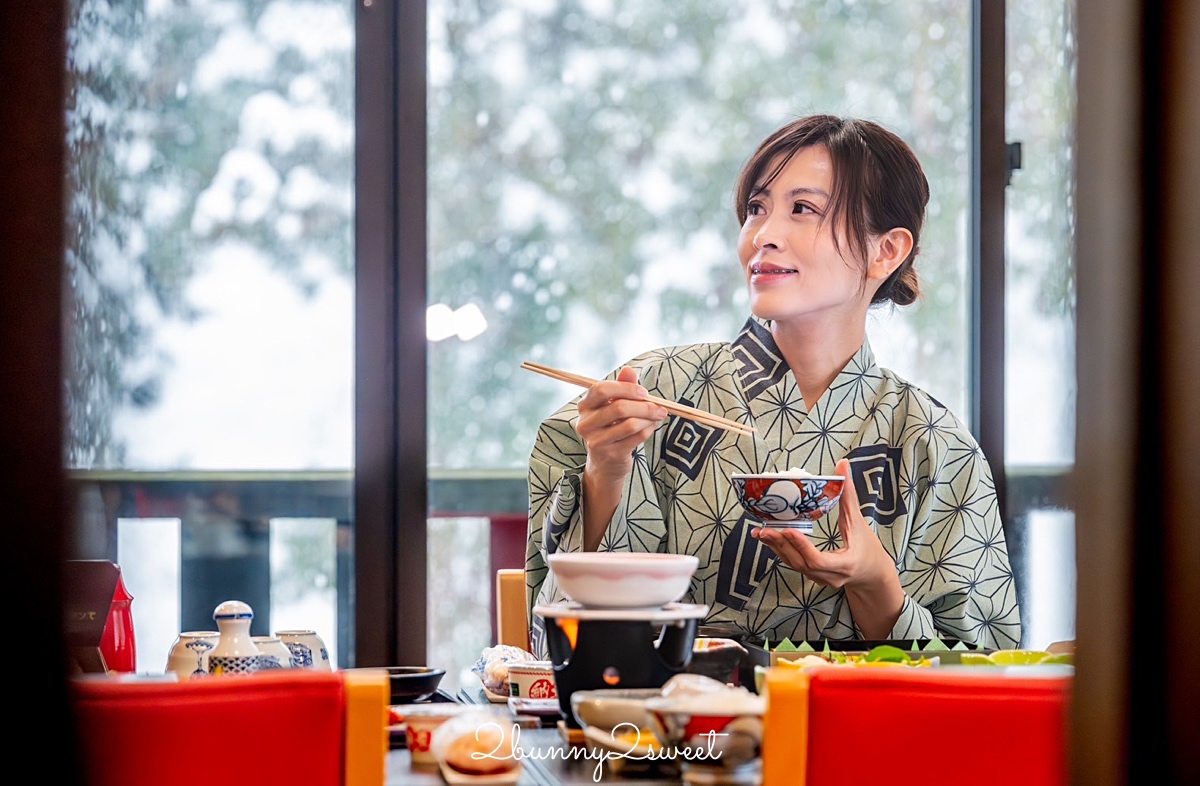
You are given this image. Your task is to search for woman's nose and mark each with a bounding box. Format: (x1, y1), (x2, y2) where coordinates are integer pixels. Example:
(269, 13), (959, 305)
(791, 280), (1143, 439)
(754, 213), (784, 250)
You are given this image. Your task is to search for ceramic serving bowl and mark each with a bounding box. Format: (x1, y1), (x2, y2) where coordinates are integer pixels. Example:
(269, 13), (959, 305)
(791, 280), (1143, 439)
(546, 552), (698, 608)
(384, 666), (446, 703)
(570, 687), (662, 731)
(731, 472), (845, 529)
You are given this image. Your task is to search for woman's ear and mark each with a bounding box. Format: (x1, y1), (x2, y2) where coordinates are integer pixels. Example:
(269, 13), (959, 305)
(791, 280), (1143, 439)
(867, 227), (914, 281)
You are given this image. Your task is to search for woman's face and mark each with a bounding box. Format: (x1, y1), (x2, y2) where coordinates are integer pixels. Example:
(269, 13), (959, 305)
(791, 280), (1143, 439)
(737, 144), (871, 330)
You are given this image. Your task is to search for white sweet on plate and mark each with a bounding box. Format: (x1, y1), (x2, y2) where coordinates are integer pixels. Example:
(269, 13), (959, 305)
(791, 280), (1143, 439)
(430, 709), (521, 779)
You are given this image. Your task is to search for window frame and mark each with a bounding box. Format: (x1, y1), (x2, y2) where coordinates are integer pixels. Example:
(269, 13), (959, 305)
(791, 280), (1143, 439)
(355, 0), (429, 667)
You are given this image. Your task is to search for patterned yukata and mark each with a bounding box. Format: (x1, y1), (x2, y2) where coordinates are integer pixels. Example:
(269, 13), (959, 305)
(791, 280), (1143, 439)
(525, 317), (1022, 656)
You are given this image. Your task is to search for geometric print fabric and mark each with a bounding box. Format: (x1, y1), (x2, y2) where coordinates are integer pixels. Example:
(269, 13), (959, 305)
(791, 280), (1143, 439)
(526, 316), (1022, 656)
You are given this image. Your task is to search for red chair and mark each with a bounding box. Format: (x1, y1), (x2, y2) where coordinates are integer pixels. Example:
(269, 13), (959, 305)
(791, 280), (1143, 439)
(71, 668), (388, 786)
(764, 666), (1071, 786)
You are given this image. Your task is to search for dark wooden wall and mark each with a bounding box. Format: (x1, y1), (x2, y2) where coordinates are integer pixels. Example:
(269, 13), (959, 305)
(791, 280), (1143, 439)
(1075, 2), (1200, 783)
(0, 4), (84, 784)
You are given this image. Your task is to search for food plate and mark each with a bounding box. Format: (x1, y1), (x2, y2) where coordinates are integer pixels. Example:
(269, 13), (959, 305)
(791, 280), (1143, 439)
(508, 696), (562, 716)
(437, 760), (523, 785)
(482, 685), (510, 703)
(743, 638), (982, 670)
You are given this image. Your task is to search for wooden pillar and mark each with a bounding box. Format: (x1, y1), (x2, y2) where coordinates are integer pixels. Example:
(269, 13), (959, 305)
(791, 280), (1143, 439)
(1154, 4), (1200, 782)
(0, 3), (84, 784)
(1075, 2), (1200, 782)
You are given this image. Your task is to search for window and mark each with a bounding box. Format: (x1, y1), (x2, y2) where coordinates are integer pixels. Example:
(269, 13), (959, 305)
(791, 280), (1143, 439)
(63, 0), (356, 669)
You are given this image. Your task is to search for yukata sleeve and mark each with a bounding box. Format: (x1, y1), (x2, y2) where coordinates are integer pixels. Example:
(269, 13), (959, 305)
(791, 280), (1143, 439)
(889, 440), (1023, 650)
(524, 394), (668, 619)
(525, 401), (587, 623)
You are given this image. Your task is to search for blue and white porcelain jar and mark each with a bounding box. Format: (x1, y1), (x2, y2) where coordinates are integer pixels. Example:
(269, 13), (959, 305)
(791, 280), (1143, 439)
(165, 631), (219, 678)
(251, 635), (294, 670)
(207, 600), (261, 676)
(275, 629), (332, 671)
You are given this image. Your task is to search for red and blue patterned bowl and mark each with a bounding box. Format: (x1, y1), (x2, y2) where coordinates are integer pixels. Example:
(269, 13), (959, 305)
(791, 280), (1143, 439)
(730, 473), (845, 527)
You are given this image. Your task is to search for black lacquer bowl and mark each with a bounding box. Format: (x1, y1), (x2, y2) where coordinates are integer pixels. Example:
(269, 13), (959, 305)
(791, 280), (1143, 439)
(385, 666), (446, 703)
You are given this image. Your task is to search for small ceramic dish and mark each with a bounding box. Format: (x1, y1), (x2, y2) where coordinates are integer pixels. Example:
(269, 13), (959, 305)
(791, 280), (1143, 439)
(438, 760), (523, 785)
(644, 688), (767, 771)
(506, 660), (557, 699)
(508, 696), (561, 716)
(404, 704), (477, 765)
(570, 687), (661, 731)
(482, 685), (510, 703)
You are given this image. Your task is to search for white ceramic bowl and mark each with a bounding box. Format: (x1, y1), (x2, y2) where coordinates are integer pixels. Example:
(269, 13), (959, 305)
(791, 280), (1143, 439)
(547, 552), (698, 609)
(570, 687), (661, 730)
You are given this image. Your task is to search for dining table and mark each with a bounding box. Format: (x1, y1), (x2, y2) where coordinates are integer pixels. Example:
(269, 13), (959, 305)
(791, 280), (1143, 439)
(384, 682), (687, 786)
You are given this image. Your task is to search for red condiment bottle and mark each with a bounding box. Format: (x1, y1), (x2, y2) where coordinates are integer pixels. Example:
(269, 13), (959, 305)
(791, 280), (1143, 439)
(98, 568), (137, 673)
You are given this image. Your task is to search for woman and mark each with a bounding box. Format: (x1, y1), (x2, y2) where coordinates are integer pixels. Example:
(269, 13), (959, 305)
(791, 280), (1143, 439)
(524, 115), (1021, 655)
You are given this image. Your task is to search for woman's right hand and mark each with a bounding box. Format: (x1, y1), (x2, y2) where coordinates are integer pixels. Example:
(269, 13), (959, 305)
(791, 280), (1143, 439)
(576, 366), (668, 482)
(576, 366), (667, 550)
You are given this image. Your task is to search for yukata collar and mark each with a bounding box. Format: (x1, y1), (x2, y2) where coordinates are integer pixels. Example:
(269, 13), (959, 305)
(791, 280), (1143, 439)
(732, 315), (877, 403)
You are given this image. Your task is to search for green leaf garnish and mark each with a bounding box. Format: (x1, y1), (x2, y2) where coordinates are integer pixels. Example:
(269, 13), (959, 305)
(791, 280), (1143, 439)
(797, 640), (816, 652)
(864, 644), (910, 663)
(775, 638), (798, 652)
(822, 639), (832, 656)
(951, 640), (969, 651)
(924, 636), (950, 652)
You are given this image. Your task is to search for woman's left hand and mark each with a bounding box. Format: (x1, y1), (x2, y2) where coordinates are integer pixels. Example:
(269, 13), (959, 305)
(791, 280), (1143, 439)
(750, 458), (904, 638)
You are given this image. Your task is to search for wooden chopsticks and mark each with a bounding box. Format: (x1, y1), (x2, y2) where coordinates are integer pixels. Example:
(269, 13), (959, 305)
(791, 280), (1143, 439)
(521, 361), (757, 437)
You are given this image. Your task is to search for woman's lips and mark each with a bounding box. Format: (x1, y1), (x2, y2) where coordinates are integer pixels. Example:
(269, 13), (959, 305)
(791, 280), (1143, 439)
(750, 263), (797, 275)
(749, 263), (797, 284)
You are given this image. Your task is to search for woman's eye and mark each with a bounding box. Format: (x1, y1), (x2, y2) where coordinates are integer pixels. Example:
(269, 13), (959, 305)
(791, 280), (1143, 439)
(746, 201), (765, 216)
(792, 201), (816, 215)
